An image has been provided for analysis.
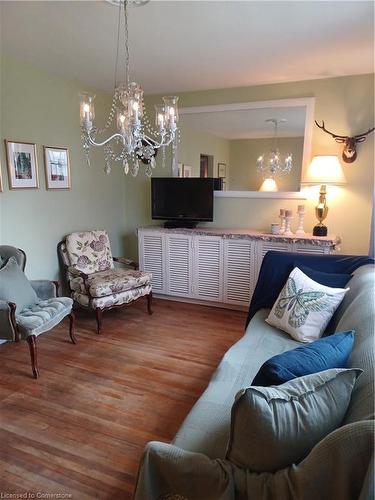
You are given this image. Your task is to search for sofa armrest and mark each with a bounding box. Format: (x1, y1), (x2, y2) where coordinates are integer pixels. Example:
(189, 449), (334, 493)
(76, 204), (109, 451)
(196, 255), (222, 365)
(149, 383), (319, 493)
(0, 300), (18, 342)
(30, 280), (58, 300)
(113, 256), (139, 270)
(134, 421), (374, 500)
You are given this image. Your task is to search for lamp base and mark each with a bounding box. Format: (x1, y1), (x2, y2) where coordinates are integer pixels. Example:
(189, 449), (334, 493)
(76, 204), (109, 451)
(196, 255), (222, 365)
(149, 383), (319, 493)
(313, 224), (328, 237)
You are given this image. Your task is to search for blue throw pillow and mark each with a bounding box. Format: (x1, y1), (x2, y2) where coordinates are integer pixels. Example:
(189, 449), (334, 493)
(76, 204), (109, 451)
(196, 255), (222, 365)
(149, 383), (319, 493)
(294, 262), (352, 288)
(252, 330), (354, 386)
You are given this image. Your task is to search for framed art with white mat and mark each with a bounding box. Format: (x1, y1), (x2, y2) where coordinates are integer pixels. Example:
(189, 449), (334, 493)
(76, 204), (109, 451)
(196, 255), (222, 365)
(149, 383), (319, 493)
(5, 140), (39, 189)
(44, 146), (71, 190)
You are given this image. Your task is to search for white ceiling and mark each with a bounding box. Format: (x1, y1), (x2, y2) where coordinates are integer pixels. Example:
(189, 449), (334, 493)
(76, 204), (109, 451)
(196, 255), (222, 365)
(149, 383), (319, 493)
(0, 1), (373, 95)
(180, 106), (306, 139)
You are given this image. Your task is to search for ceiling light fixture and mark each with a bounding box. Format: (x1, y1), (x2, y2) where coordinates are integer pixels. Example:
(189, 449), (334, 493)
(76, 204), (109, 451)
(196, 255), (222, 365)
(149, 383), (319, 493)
(257, 119), (293, 191)
(80, 0), (179, 177)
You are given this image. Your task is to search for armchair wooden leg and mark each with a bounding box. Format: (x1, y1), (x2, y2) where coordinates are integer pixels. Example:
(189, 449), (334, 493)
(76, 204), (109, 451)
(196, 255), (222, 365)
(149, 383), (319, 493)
(68, 313), (77, 344)
(96, 308), (103, 334)
(147, 292), (153, 315)
(27, 335), (39, 379)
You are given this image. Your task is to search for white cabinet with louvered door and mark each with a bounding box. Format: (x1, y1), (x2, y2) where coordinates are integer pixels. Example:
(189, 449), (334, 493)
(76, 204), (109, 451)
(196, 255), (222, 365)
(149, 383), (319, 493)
(253, 240), (292, 284)
(138, 228), (339, 309)
(193, 236), (223, 302)
(165, 234), (192, 297)
(223, 239), (256, 306)
(138, 231), (166, 294)
(291, 242), (332, 255)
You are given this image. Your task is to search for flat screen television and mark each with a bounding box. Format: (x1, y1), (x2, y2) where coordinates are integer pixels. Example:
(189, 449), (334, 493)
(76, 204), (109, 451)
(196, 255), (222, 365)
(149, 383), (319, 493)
(151, 177), (214, 227)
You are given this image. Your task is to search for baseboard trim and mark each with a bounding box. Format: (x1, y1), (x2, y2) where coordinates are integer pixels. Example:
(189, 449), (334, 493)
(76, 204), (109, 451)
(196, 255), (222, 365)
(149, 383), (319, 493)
(153, 294), (248, 311)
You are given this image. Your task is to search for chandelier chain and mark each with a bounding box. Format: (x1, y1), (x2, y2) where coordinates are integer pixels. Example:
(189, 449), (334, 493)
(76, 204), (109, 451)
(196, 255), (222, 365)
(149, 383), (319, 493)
(113, 1), (122, 90)
(123, 0), (130, 86)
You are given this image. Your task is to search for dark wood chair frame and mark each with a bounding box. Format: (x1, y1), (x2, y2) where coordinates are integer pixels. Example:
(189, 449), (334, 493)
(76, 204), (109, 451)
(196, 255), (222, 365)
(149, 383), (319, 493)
(4, 249), (76, 379)
(57, 241), (153, 335)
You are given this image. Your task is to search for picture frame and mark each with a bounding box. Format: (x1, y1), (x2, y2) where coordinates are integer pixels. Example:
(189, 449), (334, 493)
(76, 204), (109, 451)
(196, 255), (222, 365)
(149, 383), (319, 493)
(218, 162), (226, 178)
(5, 140), (39, 189)
(43, 146), (71, 190)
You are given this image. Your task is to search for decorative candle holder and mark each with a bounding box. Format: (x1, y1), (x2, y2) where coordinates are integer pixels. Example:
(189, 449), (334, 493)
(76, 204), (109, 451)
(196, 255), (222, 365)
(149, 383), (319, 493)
(279, 209), (286, 234)
(284, 209), (293, 236)
(296, 205), (305, 235)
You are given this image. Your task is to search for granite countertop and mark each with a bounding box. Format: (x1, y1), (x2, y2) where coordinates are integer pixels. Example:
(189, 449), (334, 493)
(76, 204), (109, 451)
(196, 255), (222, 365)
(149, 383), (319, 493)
(138, 226), (341, 246)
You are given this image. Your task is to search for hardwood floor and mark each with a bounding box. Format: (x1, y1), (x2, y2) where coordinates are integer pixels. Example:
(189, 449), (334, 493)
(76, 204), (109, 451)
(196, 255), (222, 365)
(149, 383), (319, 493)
(0, 298), (246, 499)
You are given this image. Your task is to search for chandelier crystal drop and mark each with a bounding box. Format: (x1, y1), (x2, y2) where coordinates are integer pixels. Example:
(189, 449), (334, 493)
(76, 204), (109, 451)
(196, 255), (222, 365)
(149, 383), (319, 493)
(256, 119), (293, 184)
(79, 0), (179, 176)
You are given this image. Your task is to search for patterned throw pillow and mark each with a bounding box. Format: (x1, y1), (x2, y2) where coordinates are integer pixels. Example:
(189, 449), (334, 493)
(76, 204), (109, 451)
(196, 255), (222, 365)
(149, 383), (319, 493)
(266, 267), (349, 343)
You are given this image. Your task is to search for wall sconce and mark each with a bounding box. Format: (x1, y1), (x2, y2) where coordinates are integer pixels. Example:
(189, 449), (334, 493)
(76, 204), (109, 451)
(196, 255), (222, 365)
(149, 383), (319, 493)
(302, 155), (347, 236)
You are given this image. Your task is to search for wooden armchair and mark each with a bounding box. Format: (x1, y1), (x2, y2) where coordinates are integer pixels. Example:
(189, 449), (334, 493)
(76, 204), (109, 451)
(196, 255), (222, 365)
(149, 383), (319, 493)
(0, 245), (76, 379)
(58, 230), (153, 334)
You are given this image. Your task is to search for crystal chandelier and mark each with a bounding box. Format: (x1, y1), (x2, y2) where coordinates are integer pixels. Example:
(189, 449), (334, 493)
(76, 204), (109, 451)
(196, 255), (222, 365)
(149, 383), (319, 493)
(257, 119), (293, 190)
(79, 0), (179, 177)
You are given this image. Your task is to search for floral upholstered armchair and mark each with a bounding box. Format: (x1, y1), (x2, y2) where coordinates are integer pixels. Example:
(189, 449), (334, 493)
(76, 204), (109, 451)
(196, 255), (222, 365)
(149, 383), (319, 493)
(0, 245), (76, 379)
(58, 230), (152, 334)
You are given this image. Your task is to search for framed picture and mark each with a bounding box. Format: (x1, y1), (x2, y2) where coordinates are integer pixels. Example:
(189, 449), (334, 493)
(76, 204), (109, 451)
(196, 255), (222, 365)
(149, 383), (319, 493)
(44, 146), (71, 189)
(5, 140), (39, 189)
(218, 162), (226, 178)
(183, 165), (192, 177)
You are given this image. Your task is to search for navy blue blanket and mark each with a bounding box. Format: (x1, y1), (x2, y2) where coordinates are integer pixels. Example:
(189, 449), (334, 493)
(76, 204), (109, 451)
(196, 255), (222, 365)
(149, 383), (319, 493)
(246, 251), (374, 328)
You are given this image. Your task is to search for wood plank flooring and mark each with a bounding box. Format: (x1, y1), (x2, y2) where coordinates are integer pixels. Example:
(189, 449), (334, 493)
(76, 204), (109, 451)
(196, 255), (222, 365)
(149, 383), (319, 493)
(0, 298), (246, 499)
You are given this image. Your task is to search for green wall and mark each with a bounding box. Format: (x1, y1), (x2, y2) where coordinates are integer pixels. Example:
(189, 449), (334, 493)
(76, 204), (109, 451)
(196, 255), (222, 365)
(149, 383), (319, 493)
(229, 136), (303, 191)
(124, 73), (374, 257)
(0, 57), (126, 279)
(1, 56), (373, 279)
(177, 125), (230, 178)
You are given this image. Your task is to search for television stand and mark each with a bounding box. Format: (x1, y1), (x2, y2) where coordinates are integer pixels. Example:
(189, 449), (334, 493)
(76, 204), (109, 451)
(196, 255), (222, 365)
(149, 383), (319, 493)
(164, 220), (198, 229)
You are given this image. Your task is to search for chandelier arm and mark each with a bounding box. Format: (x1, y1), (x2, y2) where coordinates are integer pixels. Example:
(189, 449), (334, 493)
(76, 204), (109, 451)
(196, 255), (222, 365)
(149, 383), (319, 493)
(86, 131), (126, 147)
(144, 133), (175, 149)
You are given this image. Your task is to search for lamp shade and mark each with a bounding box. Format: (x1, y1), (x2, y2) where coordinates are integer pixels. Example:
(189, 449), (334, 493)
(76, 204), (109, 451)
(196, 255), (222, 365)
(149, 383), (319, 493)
(302, 155), (347, 185)
(259, 178), (278, 192)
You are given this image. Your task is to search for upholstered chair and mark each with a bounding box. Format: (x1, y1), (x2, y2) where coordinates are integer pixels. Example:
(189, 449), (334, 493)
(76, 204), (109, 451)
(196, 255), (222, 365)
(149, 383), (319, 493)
(0, 245), (76, 379)
(57, 230), (152, 334)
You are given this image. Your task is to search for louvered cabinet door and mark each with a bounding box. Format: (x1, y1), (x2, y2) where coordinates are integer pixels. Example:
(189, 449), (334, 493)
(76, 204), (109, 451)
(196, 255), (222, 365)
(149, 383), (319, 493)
(166, 235), (192, 297)
(292, 242), (332, 255)
(254, 240), (292, 284)
(193, 236), (223, 302)
(223, 239), (255, 306)
(138, 232), (165, 293)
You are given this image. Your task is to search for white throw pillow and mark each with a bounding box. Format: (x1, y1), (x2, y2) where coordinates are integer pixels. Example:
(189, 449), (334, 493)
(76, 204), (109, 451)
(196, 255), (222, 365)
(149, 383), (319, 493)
(266, 267), (349, 342)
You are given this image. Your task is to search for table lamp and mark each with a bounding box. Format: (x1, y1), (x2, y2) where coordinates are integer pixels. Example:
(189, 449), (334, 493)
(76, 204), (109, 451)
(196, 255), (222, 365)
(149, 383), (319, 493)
(302, 155), (347, 236)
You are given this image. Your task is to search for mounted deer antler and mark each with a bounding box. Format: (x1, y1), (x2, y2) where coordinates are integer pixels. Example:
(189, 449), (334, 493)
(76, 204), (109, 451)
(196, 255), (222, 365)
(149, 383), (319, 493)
(315, 120), (375, 163)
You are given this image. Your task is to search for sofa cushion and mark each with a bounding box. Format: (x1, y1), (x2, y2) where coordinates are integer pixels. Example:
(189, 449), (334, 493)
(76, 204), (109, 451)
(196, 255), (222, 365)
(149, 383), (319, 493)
(252, 330), (354, 386)
(226, 368), (362, 473)
(334, 264), (375, 425)
(294, 262), (352, 288)
(17, 297), (73, 337)
(0, 257), (38, 312)
(266, 267), (349, 343)
(73, 283), (152, 309)
(65, 230), (114, 274)
(83, 268), (151, 298)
